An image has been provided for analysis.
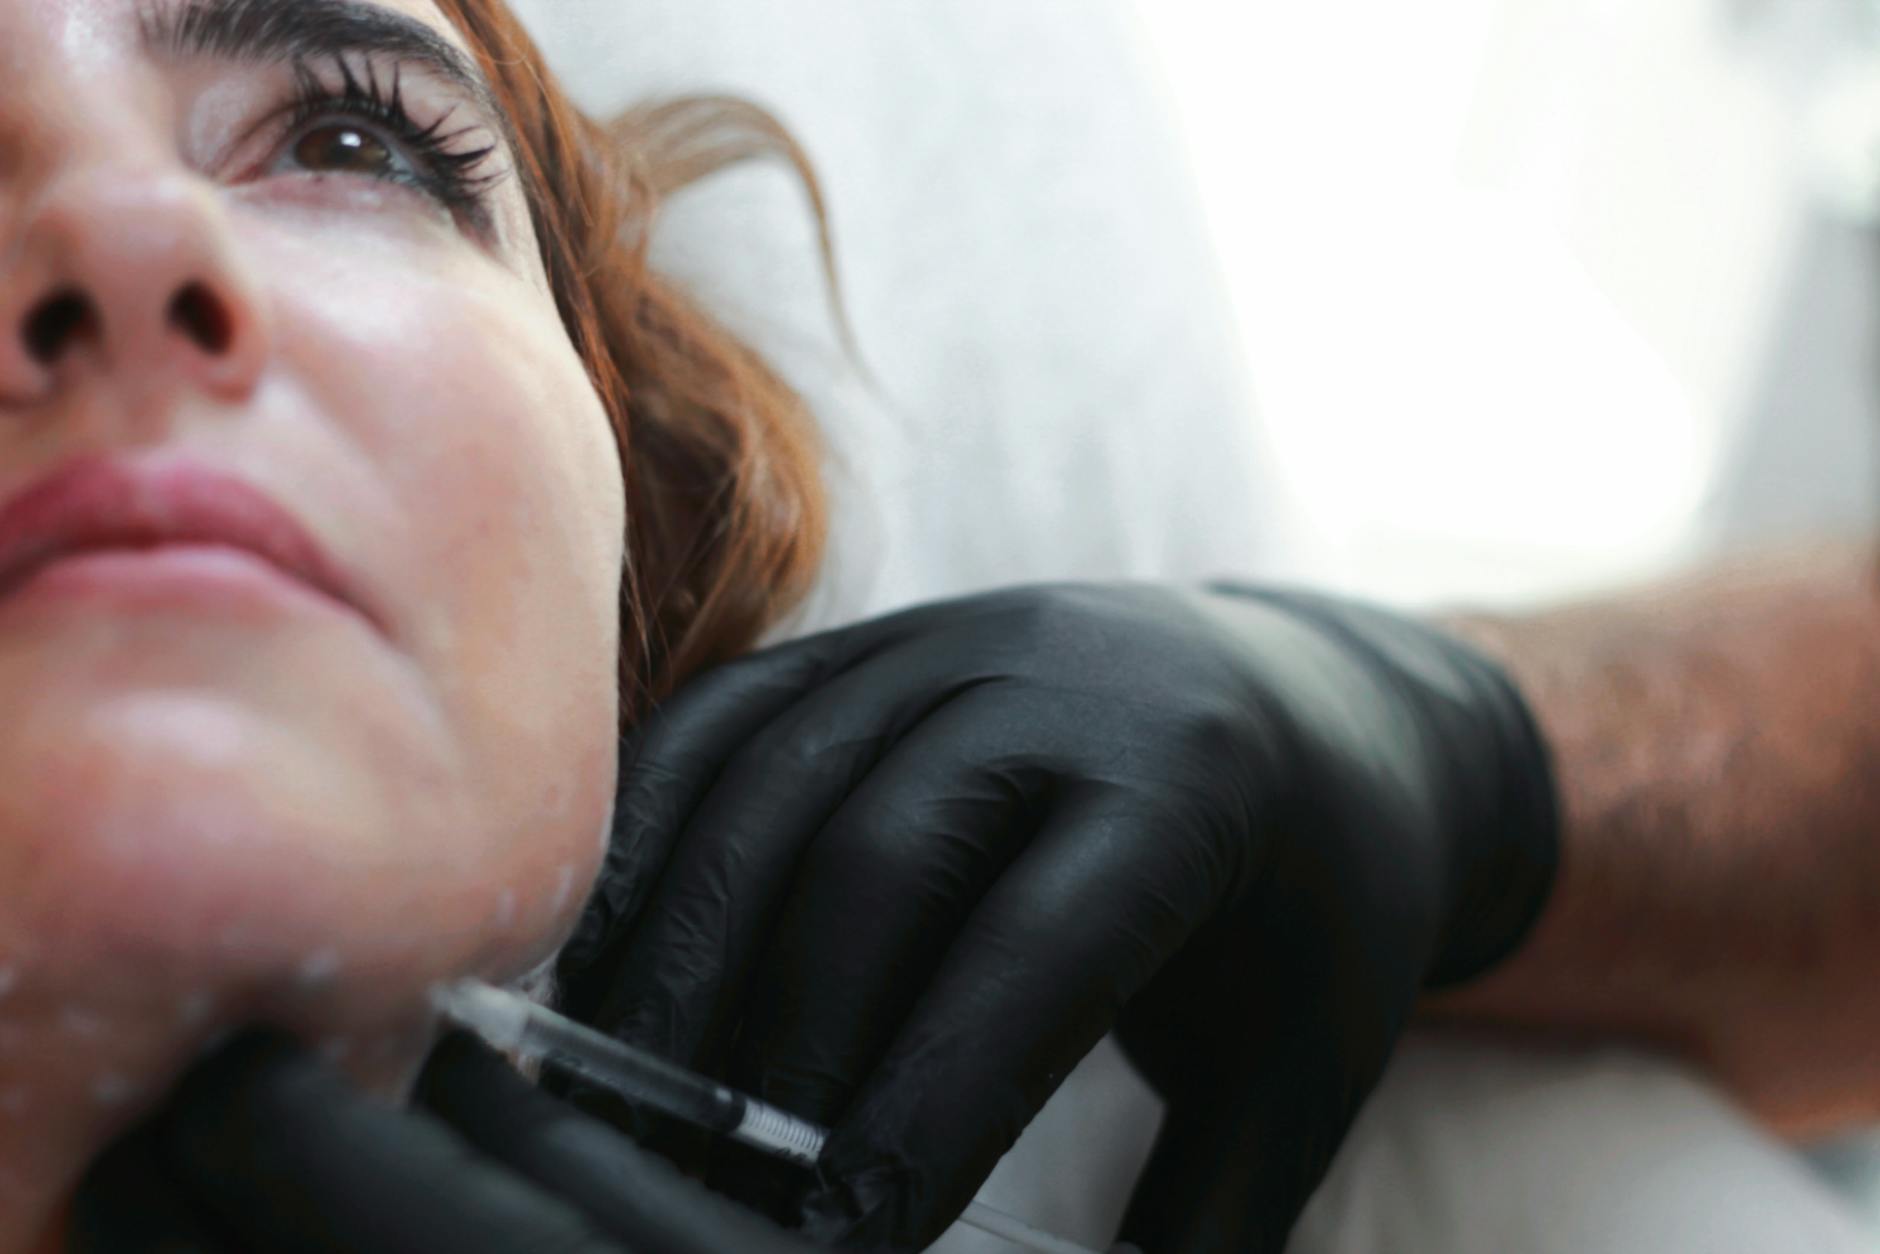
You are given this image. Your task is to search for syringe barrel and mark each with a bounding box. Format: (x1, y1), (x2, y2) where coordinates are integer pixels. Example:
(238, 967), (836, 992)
(434, 981), (1095, 1254)
(515, 1004), (745, 1137)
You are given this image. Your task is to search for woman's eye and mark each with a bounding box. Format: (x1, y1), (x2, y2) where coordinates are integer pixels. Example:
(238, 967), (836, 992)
(292, 123), (400, 180)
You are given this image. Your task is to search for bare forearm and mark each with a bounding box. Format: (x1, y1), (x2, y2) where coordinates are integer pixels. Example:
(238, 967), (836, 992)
(1422, 542), (1880, 1136)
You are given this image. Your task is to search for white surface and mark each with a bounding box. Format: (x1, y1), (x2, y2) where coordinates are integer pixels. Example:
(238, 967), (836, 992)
(1293, 1034), (1878, 1253)
(510, 2), (1875, 1249)
(509, 0), (1324, 637)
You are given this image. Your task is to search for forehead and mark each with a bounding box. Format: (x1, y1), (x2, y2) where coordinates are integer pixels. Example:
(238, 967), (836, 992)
(0, 0), (469, 68)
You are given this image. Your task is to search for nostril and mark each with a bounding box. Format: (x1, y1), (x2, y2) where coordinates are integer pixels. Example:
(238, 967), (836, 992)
(22, 289), (98, 365)
(168, 282), (233, 356)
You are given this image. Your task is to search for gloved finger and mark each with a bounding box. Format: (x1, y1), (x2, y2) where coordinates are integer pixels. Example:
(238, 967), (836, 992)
(798, 786), (1231, 1251)
(583, 648), (1008, 1074)
(729, 685), (1074, 1104)
(154, 1029), (620, 1254)
(562, 586), (1103, 1032)
(564, 587), (1074, 1031)
(701, 690), (1054, 1210)
(557, 637), (843, 1023)
(1111, 886), (1417, 1254)
(70, 1123), (226, 1254)
(413, 1030), (821, 1254)
(1117, 1008), (1383, 1254)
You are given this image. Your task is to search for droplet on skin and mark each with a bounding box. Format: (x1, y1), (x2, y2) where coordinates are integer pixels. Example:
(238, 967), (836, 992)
(0, 966), (17, 1001)
(60, 1007), (105, 1039)
(297, 947), (343, 987)
(596, 813), (613, 858)
(178, 991), (215, 1027)
(549, 864), (576, 915)
(91, 1072), (135, 1106)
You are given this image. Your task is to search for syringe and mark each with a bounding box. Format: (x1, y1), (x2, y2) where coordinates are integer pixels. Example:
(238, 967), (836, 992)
(431, 979), (1104, 1254)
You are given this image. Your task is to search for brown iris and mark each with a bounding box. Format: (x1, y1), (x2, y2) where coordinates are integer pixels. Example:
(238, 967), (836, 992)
(294, 125), (395, 177)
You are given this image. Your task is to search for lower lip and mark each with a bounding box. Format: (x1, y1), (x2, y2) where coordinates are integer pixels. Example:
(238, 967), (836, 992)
(0, 544), (366, 629)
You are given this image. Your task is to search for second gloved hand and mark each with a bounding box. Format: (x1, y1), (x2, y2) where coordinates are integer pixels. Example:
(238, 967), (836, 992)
(72, 1027), (830, 1254)
(555, 581), (1560, 1253)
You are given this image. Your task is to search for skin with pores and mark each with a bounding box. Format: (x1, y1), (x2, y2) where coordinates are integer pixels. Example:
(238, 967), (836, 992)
(0, 0), (625, 1247)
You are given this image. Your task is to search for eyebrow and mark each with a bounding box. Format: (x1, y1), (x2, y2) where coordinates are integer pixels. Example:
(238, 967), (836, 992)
(140, 0), (506, 129)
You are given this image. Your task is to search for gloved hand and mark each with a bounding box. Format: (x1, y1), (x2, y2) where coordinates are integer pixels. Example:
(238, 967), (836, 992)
(555, 581), (1559, 1254)
(71, 1027), (826, 1254)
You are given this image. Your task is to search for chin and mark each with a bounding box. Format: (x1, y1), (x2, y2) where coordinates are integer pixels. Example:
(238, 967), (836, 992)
(1, 714), (456, 991)
(0, 667), (605, 1081)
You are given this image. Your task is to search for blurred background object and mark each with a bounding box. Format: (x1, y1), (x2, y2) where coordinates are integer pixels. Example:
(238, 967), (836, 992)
(1139, 0), (1880, 609)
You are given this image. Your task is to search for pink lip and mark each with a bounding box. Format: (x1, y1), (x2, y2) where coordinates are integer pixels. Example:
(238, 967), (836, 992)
(0, 455), (379, 633)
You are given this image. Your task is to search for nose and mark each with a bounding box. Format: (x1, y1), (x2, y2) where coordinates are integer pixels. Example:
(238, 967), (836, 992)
(0, 166), (268, 408)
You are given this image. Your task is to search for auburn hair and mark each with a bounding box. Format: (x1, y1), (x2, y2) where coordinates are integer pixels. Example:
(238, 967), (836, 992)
(431, 0), (830, 728)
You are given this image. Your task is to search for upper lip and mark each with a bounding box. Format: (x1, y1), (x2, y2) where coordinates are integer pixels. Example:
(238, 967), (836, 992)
(0, 454), (376, 629)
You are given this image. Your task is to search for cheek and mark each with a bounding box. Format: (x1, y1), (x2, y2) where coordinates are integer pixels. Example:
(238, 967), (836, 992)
(250, 224), (624, 976)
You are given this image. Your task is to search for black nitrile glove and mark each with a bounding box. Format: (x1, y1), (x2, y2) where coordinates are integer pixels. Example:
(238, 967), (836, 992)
(71, 1028), (826, 1254)
(555, 581), (1559, 1254)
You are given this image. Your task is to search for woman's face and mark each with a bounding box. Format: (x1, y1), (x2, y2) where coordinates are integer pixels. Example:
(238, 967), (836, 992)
(0, 0), (622, 1076)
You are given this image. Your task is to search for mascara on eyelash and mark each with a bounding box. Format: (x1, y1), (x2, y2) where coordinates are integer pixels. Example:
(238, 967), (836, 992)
(283, 51), (506, 216)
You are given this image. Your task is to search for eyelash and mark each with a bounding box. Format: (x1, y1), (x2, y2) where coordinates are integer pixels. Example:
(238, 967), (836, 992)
(278, 54), (504, 219)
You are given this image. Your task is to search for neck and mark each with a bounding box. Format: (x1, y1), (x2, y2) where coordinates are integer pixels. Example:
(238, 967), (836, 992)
(0, 992), (194, 1254)
(0, 972), (437, 1254)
